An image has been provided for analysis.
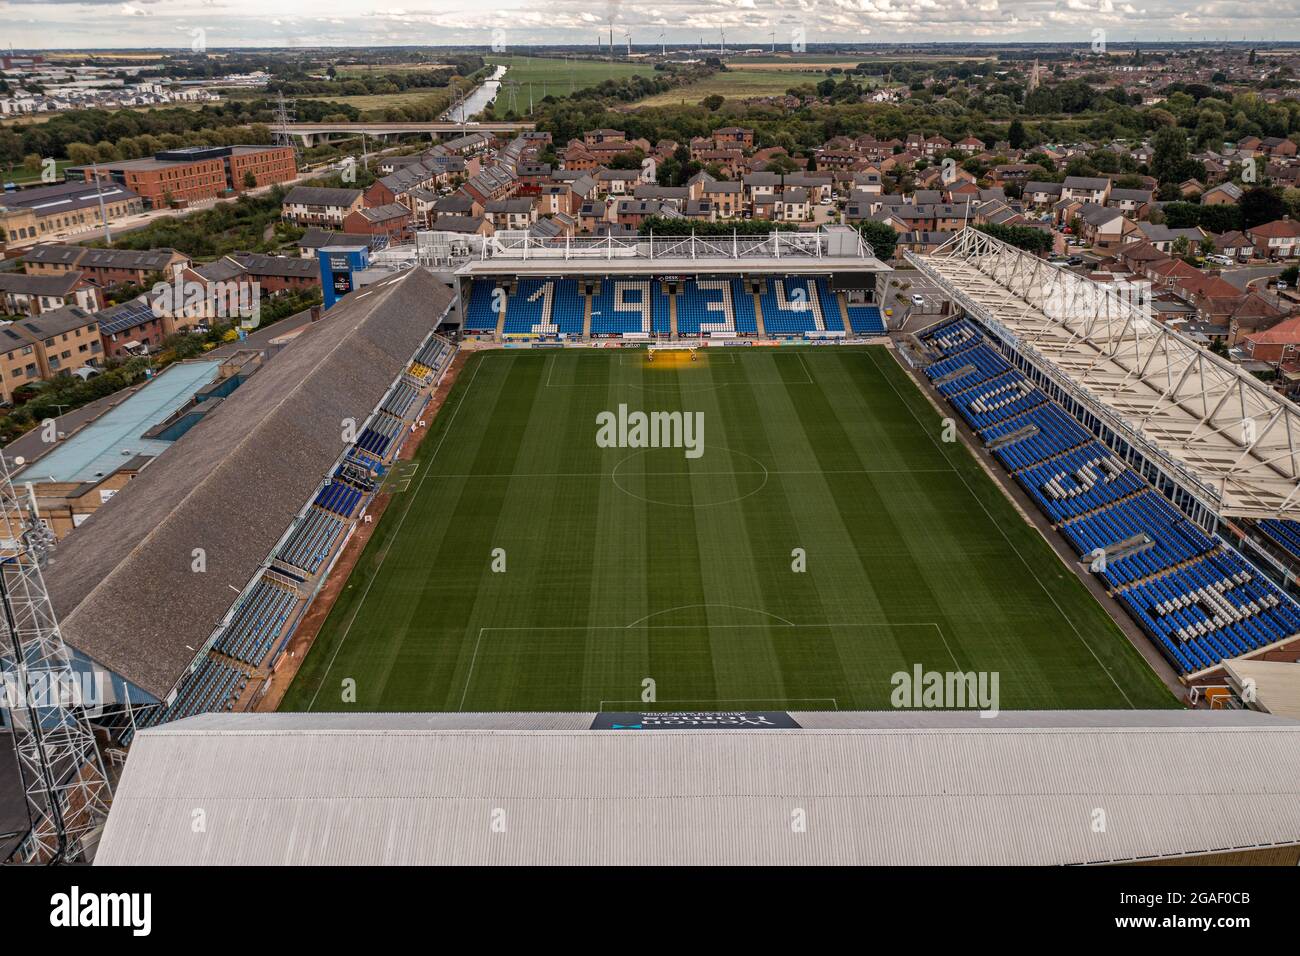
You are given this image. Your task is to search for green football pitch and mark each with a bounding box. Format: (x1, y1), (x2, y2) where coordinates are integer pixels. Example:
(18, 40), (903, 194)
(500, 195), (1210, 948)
(280, 346), (1176, 713)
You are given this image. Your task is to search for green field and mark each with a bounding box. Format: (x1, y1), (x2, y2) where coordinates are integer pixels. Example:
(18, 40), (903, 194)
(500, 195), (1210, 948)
(488, 55), (660, 96)
(634, 68), (836, 107)
(280, 347), (1175, 714)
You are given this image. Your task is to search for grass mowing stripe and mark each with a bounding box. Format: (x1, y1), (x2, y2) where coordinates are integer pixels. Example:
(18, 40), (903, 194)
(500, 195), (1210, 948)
(282, 347), (1177, 714)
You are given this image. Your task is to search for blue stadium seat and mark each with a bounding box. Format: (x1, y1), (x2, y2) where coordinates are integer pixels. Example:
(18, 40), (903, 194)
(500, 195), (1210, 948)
(500, 278), (583, 337)
(213, 579), (299, 666)
(464, 281), (499, 332)
(677, 278), (741, 336)
(917, 313), (1300, 676)
(759, 277), (832, 336)
(1260, 519), (1300, 560)
(590, 278), (654, 336)
(845, 303), (885, 335)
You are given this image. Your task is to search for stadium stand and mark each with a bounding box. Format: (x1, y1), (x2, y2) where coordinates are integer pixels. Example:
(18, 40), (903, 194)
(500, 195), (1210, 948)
(214, 578), (299, 666)
(463, 271), (888, 341)
(277, 507), (345, 575)
(924, 318), (981, 357)
(760, 277), (836, 336)
(1016, 448), (1144, 523)
(315, 480), (363, 517)
(464, 280), (499, 332)
(476, 278), (584, 337)
(355, 413), (406, 459)
(1060, 491), (1218, 588)
(380, 381), (421, 420)
(650, 279), (672, 336)
(1120, 550), (1300, 673)
(590, 278), (655, 336)
(123, 656), (249, 743)
(983, 404), (1093, 472)
(43, 268), (454, 722)
(1259, 519), (1300, 561)
(677, 278), (742, 336)
(917, 317), (1300, 676)
(845, 303), (886, 335)
(947, 371), (1045, 430)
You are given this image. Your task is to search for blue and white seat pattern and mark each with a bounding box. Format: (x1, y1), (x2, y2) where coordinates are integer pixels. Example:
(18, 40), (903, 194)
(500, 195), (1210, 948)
(918, 317), (1300, 675)
(465, 275), (867, 339)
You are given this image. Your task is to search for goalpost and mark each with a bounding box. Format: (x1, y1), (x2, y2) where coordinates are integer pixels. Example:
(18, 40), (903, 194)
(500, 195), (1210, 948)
(647, 341), (702, 361)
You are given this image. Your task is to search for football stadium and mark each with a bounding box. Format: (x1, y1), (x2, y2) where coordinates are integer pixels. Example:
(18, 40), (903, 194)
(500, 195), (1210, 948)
(5, 226), (1300, 866)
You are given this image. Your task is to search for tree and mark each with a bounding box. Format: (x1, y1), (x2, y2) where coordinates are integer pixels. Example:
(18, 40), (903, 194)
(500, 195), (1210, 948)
(974, 223), (1053, 254)
(1152, 126), (1191, 184)
(1240, 187), (1286, 229)
(243, 170), (257, 189)
(65, 142), (97, 166)
(701, 94), (724, 111)
(1008, 118), (1027, 150)
(855, 220), (898, 262)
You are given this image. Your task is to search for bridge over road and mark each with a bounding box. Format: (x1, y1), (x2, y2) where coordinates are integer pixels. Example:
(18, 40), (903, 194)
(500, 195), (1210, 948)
(282, 121), (536, 147)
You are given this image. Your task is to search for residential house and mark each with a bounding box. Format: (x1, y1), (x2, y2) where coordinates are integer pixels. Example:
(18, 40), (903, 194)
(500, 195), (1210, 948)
(1248, 219), (1300, 260)
(0, 271), (100, 316)
(341, 203), (412, 243)
(483, 197), (538, 232)
(280, 186), (364, 227)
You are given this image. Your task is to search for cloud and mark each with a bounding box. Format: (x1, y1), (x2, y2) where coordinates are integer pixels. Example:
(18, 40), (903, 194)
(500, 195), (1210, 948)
(0, 0), (1295, 45)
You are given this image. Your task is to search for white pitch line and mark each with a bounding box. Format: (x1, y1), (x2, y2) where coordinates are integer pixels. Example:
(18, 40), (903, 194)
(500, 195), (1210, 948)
(307, 354), (486, 712)
(866, 348), (1135, 708)
(418, 468), (956, 480)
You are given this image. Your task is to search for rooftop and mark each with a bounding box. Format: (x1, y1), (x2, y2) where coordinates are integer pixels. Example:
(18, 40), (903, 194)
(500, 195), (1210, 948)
(95, 709), (1300, 866)
(14, 360), (220, 485)
(43, 268), (454, 700)
(912, 228), (1300, 519)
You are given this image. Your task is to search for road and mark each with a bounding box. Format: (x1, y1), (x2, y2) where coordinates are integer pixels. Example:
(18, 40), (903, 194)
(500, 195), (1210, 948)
(1222, 263), (1296, 311)
(1222, 263), (1284, 292)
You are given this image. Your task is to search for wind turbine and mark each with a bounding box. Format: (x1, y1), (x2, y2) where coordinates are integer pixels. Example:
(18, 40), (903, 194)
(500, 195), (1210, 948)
(719, 30), (725, 55)
(659, 32), (665, 56)
(625, 32), (632, 57)
(770, 30), (776, 54)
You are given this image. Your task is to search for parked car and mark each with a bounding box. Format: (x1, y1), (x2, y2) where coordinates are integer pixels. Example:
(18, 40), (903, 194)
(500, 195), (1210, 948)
(1206, 254), (1234, 266)
(911, 294), (925, 307)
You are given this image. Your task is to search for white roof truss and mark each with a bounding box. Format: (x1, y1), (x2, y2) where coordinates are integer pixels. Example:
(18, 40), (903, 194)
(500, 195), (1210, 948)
(908, 228), (1300, 519)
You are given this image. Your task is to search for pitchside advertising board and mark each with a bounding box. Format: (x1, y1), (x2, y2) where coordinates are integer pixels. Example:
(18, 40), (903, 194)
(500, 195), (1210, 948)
(590, 711), (801, 730)
(318, 244), (369, 310)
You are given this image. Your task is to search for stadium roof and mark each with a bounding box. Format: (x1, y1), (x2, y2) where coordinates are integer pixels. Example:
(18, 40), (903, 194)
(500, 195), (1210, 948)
(455, 228), (891, 278)
(910, 228), (1300, 520)
(14, 360), (219, 485)
(1223, 660), (1300, 721)
(95, 710), (1300, 866)
(43, 268), (454, 700)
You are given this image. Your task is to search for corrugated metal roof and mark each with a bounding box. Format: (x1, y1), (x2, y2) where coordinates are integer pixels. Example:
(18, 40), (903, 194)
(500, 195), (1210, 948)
(95, 711), (1300, 866)
(45, 269), (454, 699)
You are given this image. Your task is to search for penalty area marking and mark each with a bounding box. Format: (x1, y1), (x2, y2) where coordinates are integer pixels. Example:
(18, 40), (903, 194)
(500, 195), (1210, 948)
(457, 620), (952, 711)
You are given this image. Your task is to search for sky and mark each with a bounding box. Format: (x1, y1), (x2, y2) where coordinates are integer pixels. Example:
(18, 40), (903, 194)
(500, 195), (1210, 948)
(1, 0), (1297, 50)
